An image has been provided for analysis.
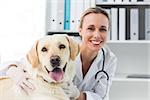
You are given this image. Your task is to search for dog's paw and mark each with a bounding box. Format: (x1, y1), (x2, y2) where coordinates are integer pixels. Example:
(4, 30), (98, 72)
(61, 82), (80, 100)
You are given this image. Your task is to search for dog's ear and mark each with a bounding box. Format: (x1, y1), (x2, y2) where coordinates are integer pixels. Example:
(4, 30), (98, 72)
(66, 36), (80, 61)
(26, 40), (39, 68)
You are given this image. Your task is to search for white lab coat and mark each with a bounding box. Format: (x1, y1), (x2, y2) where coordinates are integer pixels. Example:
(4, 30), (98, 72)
(73, 45), (117, 100)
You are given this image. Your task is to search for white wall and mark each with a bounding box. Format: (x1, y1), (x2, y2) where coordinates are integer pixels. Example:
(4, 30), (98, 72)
(0, 0), (46, 63)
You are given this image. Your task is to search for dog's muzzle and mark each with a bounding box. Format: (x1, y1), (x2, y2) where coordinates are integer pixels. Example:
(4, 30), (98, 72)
(50, 55), (60, 67)
(44, 63), (67, 82)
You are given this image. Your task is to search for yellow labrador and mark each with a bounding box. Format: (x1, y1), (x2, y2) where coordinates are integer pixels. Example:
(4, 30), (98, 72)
(0, 34), (80, 100)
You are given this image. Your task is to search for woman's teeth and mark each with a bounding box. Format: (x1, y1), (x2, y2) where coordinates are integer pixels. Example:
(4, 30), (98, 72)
(91, 40), (101, 45)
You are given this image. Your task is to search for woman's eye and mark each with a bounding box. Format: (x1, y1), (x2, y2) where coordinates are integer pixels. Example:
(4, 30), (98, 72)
(88, 27), (94, 30)
(41, 47), (47, 52)
(99, 28), (107, 32)
(59, 44), (66, 49)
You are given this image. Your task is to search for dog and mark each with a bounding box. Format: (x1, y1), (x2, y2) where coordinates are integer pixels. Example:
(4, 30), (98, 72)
(0, 34), (80, 100)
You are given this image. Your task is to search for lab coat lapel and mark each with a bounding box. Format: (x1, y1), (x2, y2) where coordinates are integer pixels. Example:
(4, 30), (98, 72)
(75, 53), (83, 82)
(82, 50), (103, 84)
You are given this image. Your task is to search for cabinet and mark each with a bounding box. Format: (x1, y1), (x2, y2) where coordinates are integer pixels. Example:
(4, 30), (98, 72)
(96, 1), (150, 41)
(95, 1), (150, 100)
(107, 42), (150, 100)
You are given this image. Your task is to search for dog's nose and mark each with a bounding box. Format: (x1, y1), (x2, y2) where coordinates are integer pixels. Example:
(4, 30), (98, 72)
(50, 55), (60, 67)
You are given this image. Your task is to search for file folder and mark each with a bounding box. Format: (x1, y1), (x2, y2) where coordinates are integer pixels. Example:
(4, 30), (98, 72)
(130, 8), (139, 40)
(145, 8), (150, 40)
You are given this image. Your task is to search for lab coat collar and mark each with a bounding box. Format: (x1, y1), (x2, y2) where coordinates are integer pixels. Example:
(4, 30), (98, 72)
(75, 53), (83, 82)
(75, 49), (103, 83)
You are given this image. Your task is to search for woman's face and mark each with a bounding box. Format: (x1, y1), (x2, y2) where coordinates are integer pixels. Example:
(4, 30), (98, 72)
(79, 13), (109, 52)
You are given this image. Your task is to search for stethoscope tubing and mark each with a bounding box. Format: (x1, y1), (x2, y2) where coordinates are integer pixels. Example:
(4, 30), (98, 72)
(94, 48), (109, 99)
(95, 48), (109, 80)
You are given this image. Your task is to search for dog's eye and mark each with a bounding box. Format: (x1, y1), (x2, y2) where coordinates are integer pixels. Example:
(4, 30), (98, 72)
(59, 44), (66, 49)
(41, 47), (47, 52)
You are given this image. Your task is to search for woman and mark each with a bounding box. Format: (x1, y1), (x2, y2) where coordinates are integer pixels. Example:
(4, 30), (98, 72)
(73, 7), (117, 100)
(2, 7), (117, 100)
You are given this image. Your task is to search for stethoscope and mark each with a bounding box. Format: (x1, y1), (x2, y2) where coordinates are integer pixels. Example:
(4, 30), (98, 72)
(94, 48), (109, 99)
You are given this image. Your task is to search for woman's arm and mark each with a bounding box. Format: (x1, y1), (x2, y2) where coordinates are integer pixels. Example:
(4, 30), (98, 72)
(0, 61), (19, 76)
(77, 92), (86, 100)
(0, 58), (35, 95)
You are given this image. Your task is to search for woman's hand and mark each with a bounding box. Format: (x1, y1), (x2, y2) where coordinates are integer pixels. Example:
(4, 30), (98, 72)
(61, 82), (80, 100)
(6, 66), (35, 95)
(77, 92), (86, 100)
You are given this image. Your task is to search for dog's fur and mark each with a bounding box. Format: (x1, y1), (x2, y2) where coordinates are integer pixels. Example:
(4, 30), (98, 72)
(0, 34), (80, 100)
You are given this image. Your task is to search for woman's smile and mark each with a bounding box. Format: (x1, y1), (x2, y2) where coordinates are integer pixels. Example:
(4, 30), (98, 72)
(90, 40), (102, 45)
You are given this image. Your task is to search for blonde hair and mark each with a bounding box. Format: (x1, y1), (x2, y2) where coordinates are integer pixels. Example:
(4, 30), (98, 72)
(79, 7), (110, 28)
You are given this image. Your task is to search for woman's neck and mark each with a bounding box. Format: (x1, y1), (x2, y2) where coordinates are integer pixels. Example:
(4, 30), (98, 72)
(80, 45), (98, 77)
(80, 43), (98, 61)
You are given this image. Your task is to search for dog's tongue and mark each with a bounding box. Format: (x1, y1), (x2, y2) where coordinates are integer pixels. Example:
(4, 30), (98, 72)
(49, 68), (64, 81)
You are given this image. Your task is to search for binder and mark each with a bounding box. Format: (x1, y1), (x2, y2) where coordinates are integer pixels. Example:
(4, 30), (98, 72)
(70, 0), (77, 32)
(76, 0), (84, 30)
(108, 0), (114, 2)
(96, 0), (108, 2)
(130, 8), (139, 40)
(137, 0), (144, 1)
(84, 0), (96, 12)
(123, 0), (130, 2)
(144, 0), (150, 2)
(46, 0), (51, 32)
(64, 0), (70, 30)
(57, 0), (65, 31)
(111, 8), (118, 40)
(139, 8), (145, 40)
(115, 0), (122, 2)
(84, 0), (91, 11)
(46, 0), (57, 31)
(105, 9), (111, 40)
(126, 8), (130, 40)
(145, 8), (150, 40)
(46, 0), (64, 31)
(90, 0), (96, 7)
(119, 8), (126, 41)
(131, 0), (137, 2)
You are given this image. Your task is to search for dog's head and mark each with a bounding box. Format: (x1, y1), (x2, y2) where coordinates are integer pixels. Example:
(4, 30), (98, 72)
(26, 34), (79, 83)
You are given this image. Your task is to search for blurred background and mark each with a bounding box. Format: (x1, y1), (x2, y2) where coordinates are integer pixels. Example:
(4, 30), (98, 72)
(0, 0), (149, 100)
(0, 0), (46, 63)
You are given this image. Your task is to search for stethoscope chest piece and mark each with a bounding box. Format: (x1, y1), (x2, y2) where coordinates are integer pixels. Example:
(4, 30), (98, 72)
(95, 48), (109, 81)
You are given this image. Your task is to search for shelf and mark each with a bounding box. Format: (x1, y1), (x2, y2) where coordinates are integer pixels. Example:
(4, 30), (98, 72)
(96, 2), (150, 8)
(113, 73), (150, 82)
(46, 32), (150, 43)
(47, 31), (79, 36)
(96, 2), (150, 6)
(107, 40), (150, 44)
(110, 78), (149, 100)
(113, 77), (150, 82)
